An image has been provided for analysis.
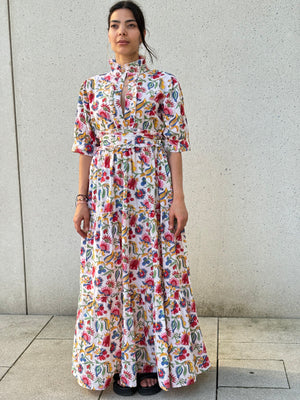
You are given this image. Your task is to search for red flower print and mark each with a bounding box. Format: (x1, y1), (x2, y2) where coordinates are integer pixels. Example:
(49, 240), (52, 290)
(155, 283), (163, 294)
(82, 376), (91, 386)
(82, 332), (91, 342)
(104, 202), (113, 212)
(99, 241), (110, 251)
(171, 303), (180, 314)
(143, 200), (151, 209)
(145, 278), (154, 287)
(104, 155), (110, 168)
(130, 215), (137, 226)
(165, 232), (174, 242)
(141, 233), (151, 243)
(163, 106), (173, 116)
(154, 92), (164, 102)
(187, 377), (195, 386)
(85, 144), (93, 154)
(170, 277), (179, 287)
(101, 287), (112, 296)
(88, 92), (94, 103)
(96, 305), (105, 316)
(128, 178), (137, 190)
(130, 259), (139, 269)
(180, 103), (185, 116)
(163, 379), (171, 389)
(98, 110), (110, 120)
(191, 300), (196, 312)
(182, 273), (189, 284)
(153, 71), (163, 79)
(180, 333), (189, 345)
(175, 243), (182, 254)
(114, 176), (123, 186)
(103, 335), (110, 347)
(160, 332), (168, 343)
(112, 307), (120, 316)
(94, 278), (102, 287)
(190, 315), (199, 327)
(177, 348), (189, 360)
(171, 76), (177, 86)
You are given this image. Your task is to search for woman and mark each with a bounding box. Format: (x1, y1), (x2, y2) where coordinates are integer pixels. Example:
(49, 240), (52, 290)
(72, 0), (210, 396)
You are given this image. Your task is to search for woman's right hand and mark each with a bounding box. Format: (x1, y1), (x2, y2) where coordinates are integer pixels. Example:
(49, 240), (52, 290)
(73, 203), (90, 238)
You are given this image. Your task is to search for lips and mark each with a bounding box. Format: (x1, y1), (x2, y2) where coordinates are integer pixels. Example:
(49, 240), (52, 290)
(118, 40), (129, 44)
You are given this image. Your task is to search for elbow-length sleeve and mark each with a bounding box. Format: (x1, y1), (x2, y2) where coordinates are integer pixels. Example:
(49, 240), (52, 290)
(160, 75), (191, 153)
(72, 79), (96, 156)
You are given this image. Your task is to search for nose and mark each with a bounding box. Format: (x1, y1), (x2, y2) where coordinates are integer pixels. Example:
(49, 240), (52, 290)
(118, 24), (127, 36)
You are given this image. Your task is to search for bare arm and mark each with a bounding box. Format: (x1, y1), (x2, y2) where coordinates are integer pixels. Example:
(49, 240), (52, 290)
(167, 152), (188, 238)
(73, 154), (93, 238)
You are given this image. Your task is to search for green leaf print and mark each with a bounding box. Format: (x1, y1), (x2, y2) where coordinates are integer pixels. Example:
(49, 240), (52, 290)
(115, 269), (121, 281)
(135, 349), (142, 360)
(95, 365), (102, 377)
(176, 365), (183, 378)
(127, 317), (133, 330)
(137, 310), (142, 321)
(171, 320), (177, 332)
(86, 249), (92, 260)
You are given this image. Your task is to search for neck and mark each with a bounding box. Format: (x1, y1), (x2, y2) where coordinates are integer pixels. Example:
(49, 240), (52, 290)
(115, 52), (140, 66)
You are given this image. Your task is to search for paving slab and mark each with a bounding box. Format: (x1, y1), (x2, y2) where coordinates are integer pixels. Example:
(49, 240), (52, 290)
(218, 387), (296, 400)
(0, 314), (52, 366)
(198, 317), (218, 341)
(219, 341), (300, 390)
(218, 359), (289, 388)
(37, 315), (76, 339)
(102, 368), (216, 399)
(198, 317), (218, 369)
(219, 318), (300, 343)
(0, 367), (8, 380)
(0, 339), (100, 400)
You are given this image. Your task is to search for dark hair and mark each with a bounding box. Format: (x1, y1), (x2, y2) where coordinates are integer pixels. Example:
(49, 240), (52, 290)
(108, 1), (157, 63)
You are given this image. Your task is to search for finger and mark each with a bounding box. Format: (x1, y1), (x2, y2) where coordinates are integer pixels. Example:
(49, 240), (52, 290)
(169, 211), (175, 232)
(175, 219), (185, 238)
(83, 216), (90, 233)
(74, 220), (87, 239)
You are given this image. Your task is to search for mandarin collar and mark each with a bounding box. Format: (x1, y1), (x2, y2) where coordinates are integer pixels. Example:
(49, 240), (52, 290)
(108, 55), (147, 78)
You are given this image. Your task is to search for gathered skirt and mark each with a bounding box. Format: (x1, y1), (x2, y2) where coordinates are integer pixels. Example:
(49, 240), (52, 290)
(72, 132), (211, 391)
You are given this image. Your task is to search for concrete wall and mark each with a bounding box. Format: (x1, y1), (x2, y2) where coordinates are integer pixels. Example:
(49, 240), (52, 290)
(1, 0), (299, 317)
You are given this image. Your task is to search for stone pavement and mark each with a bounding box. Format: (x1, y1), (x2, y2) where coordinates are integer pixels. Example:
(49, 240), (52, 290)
(0, 315), (299, 400)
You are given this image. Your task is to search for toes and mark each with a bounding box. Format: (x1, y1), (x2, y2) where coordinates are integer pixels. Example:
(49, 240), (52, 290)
(140, 377), (157, 387)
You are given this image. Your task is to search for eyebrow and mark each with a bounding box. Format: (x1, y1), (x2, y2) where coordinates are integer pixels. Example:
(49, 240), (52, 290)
(110, 19), (136, 23)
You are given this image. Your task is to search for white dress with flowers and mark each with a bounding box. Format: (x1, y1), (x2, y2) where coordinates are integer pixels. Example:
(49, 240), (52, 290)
(71, 56), (210, 391)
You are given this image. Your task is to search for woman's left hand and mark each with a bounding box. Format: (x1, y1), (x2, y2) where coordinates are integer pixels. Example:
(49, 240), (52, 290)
(169, 198), (188, 238)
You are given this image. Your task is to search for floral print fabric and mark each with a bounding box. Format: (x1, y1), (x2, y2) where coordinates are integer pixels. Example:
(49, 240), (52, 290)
(71, 56), (210, 391)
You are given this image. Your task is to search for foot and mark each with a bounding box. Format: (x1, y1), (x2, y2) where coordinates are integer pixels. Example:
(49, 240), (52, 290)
(117, 377), (157, 387)
(139, 376), (158, 388)
(117, 378), (129, 387)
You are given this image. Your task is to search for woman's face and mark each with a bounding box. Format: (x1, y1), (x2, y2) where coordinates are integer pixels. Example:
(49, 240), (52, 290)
(108, 8), (143, 61)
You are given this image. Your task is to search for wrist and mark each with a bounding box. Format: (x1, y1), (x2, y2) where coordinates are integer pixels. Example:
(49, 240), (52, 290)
(173, 193), (185, 201)
(76, 201), (88, 207)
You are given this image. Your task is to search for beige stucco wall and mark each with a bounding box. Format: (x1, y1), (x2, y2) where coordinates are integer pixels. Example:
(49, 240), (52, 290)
(1, 0), (299, 316)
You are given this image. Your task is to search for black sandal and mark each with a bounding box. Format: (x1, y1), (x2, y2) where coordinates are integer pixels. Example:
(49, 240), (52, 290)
(137, 372), (161, 395)
(113, 373), (138, 396)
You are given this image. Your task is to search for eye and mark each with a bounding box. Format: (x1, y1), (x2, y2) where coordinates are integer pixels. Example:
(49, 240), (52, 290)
(128, 23), (137, 28)
(110, 24), (118, 29)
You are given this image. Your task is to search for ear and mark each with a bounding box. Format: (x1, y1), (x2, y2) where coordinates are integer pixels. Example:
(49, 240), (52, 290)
(140, 29), (146, 44)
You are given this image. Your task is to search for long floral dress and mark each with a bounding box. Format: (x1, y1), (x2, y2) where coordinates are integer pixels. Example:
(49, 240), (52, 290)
(71, 55), (210, 391)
